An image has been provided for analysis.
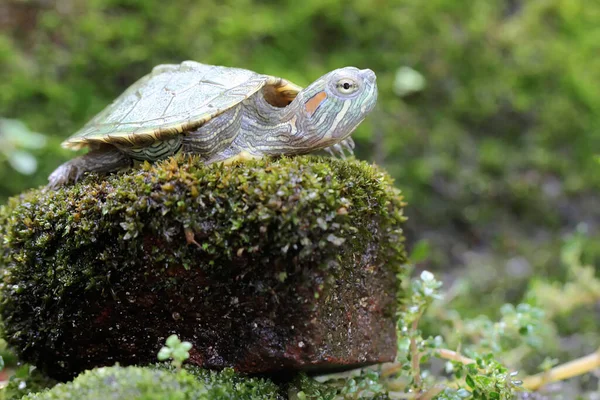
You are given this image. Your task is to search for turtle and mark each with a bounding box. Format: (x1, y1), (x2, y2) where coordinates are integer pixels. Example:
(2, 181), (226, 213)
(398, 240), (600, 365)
(48, 61), (378, 188)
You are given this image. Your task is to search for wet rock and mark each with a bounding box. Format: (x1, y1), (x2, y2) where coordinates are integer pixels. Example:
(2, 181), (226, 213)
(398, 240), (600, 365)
(0, 155), (407, 380)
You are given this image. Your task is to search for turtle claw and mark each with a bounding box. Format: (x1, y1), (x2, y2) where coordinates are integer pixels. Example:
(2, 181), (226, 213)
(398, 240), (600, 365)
(340, 138), (355, 154)
(332, 144), (346, 159)
(324, 147), (337, 158)
(323, 138), (355, 159)
(47, 162), (82, 189)
(346, 137), (356, 150)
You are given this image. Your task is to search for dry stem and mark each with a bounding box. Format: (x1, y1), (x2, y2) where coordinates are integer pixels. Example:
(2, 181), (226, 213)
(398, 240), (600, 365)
(521, 347), (600, 391)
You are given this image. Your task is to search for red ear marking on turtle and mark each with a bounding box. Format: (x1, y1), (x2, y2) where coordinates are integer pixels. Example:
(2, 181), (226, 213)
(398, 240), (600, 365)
(305, 91), (328, 117)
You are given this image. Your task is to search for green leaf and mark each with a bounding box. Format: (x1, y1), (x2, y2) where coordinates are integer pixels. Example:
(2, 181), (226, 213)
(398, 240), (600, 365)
(171, 348), (190, 361)
(465, 374), (475, 389)
(165, 334), (181, 348)
(157, 347), (171, 361)
(180, 341), (193, 351)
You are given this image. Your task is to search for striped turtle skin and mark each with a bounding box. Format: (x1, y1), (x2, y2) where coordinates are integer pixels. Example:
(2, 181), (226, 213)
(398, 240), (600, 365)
(48, 61), (378, 188)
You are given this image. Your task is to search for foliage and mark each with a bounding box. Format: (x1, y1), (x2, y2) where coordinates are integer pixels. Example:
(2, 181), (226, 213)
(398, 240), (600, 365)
(393, 237), (599, 398)
(0, 364), (57, 400)
(289, 370), (390, 400)
(527, 231), (600, 319)
(388, 270), (527, 399)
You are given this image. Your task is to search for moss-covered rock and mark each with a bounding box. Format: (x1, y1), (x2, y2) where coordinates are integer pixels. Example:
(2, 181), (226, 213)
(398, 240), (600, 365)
(21, 365), (282, 400)
(0, 155), (406, 380)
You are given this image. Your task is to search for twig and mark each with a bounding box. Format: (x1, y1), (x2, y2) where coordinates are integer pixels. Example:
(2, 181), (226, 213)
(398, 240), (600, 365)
(380, 362), (404, 378)
(410, 312), (424, 390)
(436, 348), (476, 365)
(384, 346), (600, 395)
(387, 393), (416, 399)
(521, 347), (600, 390)
(418, 385), (445, 400)
(380, 348), (476, 380)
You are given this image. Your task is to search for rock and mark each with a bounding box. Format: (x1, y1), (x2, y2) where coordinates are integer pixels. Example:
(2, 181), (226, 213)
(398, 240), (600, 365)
(0, 155), (407, 380)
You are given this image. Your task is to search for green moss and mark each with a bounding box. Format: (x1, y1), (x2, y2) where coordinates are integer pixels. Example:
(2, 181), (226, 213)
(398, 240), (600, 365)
(158, 365), (283, 399)
(0, 155), (406, 379)
(21, 365), (282, 400)
(0, 154), (404, 264)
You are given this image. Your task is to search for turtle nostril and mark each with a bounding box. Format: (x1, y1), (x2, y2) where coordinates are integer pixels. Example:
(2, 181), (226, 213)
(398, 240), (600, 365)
(360, 69), (376, 83)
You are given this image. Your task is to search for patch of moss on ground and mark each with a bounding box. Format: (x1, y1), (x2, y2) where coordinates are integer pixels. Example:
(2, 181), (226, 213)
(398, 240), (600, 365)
(9, 362), (392, 400)
(20, 365), (282, 400)
(0, 155), (406, 379)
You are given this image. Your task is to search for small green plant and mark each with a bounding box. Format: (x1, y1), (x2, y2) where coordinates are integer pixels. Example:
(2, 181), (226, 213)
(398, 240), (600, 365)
(157, 334), (193, 370)
(0, 363), (57, 399)
(391, 270), (527, 398)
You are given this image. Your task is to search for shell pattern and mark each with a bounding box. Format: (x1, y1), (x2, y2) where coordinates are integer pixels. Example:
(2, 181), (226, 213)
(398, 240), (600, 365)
(63, 61), (300, 150)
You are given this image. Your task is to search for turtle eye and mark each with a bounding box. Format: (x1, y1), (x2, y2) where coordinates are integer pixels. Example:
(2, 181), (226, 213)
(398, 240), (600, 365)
(336, 78), (359, 95)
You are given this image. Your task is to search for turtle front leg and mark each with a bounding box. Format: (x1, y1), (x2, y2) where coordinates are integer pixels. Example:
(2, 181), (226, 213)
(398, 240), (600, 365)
(48, 147), (131, 189)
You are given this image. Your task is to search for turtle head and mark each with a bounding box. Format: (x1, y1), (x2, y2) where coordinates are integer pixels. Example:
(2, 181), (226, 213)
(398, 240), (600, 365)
(300, 66), (377, 148)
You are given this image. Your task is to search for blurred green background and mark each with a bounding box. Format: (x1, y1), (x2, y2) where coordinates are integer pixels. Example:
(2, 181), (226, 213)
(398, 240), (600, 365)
(1, 0), (599, 286)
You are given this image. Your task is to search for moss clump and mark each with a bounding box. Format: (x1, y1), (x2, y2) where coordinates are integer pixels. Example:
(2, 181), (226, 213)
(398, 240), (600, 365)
(0, 155), (406, 380)
(21, 365), (282, 400)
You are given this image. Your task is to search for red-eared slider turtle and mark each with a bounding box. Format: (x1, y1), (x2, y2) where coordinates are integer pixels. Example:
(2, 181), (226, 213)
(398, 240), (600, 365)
(48, 61), (378, 188)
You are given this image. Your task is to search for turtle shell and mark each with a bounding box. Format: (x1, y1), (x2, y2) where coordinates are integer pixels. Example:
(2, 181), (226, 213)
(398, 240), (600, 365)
(63, 61), (302, 150)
